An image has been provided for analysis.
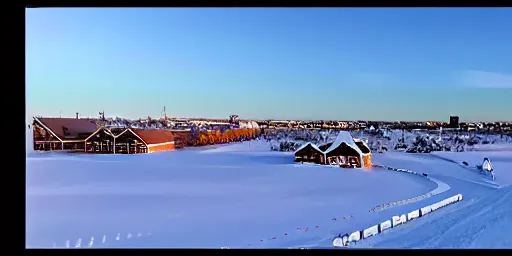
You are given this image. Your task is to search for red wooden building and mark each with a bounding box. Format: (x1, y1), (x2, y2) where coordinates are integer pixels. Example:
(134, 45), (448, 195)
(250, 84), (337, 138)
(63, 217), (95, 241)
(32, 117), (99, 151)
(32, 117), (176, 154)
(85, 127), (175, 154)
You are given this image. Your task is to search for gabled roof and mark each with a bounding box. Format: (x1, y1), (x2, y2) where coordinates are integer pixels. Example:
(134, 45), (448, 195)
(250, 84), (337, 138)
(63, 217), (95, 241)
(34, 117), (98, 140)
(294, 142), (323, 155)
(353, 138), (371, 154)
(324, 131), (363, 155)
(131, 129), (175, 145)
(84, 126), (115, 141)
(109, 127), (126, 136)
(318, 142), (333, 152)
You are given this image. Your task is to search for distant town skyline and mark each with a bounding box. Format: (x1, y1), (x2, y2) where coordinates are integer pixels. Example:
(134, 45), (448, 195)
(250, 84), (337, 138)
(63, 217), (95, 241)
(26, 113), (511, 124)
(26, 8), (512, 123)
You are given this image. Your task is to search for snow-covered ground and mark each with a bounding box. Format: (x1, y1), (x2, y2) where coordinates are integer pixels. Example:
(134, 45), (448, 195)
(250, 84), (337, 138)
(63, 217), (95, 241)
(340, 149), (512, 249)
(26, 140), (436, 248)
(351, 184), (512, 248)
(431, 151), (512, 187)
(25, 128), (512, 248)
(472, 144), (512, 152)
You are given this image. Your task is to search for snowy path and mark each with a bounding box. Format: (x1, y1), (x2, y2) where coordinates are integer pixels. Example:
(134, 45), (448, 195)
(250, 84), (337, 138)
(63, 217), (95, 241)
(301, 153), (499, 249)
(369, 174), (451, 212)
(321, 153), (507, 249)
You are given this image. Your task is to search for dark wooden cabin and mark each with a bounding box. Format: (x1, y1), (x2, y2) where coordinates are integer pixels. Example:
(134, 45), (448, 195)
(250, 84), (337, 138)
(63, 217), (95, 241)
(325, 142), (362, 168)
(318, 142), (333, 152)
(294, 143), (325, 164)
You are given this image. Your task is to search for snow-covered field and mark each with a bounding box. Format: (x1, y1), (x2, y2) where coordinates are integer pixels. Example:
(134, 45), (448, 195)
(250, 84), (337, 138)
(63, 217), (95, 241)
(26, 140), (436, 248)
(25, 129), (512, 248)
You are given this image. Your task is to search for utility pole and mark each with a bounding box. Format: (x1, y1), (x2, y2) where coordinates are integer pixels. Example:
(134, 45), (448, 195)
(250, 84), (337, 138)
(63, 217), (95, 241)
(162, 106), (167, 120)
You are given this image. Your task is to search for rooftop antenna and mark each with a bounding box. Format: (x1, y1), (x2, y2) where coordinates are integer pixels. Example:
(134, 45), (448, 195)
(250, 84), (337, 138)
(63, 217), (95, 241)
(162, 106), (167, 120)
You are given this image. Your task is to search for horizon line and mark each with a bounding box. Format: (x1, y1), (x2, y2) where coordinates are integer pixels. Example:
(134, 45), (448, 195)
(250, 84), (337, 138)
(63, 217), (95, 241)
(28, 115), (511, 124)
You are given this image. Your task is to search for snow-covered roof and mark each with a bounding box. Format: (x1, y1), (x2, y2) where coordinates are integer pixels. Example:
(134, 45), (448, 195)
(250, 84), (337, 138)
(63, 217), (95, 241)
(251, 121), (259, 129)
(324, 131), (363, 155)
(353, 138), (371, 154)
(294, 142), (323, 155)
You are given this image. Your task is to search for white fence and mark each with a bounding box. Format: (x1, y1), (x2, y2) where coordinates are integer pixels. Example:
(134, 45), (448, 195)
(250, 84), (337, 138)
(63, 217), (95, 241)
(333, 193), (463, 247)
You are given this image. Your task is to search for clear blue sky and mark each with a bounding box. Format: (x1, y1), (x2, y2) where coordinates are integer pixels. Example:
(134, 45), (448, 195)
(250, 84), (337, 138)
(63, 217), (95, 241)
(26, 8), (512, 122)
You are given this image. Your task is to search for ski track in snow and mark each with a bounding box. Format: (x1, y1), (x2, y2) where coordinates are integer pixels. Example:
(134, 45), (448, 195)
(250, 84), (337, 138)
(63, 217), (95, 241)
(369, 174), (451, 212)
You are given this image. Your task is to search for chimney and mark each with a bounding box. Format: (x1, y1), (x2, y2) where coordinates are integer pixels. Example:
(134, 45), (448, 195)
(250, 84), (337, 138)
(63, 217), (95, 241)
(76, 112), (79, 119)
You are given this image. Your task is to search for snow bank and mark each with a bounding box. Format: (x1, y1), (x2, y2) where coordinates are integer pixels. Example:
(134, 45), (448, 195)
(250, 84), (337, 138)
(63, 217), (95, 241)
(334, 194), (463, 248)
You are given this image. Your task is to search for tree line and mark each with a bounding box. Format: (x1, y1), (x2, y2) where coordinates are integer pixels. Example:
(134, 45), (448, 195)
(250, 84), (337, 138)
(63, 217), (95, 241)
(175, 128), (261, 147)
